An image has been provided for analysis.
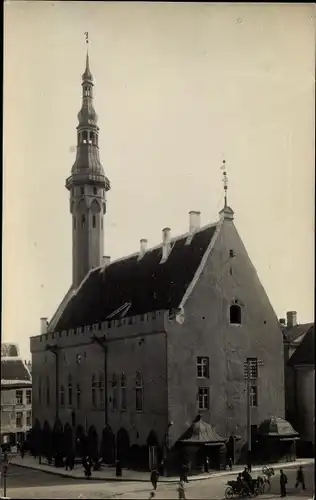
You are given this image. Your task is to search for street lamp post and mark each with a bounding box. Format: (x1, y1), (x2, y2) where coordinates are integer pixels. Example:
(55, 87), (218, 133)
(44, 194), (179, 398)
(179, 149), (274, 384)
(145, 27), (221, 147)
(244, 357), (263, 471)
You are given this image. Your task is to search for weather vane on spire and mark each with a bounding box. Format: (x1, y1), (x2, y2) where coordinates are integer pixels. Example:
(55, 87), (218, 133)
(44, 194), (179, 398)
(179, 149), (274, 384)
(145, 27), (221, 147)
(221, 159), (228, 208)
(84, 32), (89, 45)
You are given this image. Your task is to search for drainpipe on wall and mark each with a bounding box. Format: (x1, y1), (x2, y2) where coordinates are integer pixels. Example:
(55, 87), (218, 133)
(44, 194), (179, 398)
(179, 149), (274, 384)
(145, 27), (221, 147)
(46, 344), (59, 421)
(91, 335), (108, 427)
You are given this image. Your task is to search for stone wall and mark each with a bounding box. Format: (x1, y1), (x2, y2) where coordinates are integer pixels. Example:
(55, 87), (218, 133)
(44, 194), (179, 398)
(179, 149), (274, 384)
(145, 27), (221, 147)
(166, 218), (285, 458)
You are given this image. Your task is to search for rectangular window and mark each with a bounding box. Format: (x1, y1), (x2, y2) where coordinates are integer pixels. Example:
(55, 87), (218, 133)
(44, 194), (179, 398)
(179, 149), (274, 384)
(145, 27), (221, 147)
(112, 387), (118, 411)
(250, 386), (258, 407)
(121, 387), (127, 411)
(26, 411), (31, 427)
(247, 358), (258, 380)
(197, 357), (209, 378)
(26, 390), (32, 405)
(135, 387), (143, 412)
(16, 390), (23, 405)
(16, 412), (23, 427)
(198, 387), (209, 410)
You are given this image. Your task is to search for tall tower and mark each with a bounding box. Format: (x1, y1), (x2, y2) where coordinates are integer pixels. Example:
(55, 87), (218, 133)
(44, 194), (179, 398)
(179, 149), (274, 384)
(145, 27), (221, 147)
(65, 47), (110, 288)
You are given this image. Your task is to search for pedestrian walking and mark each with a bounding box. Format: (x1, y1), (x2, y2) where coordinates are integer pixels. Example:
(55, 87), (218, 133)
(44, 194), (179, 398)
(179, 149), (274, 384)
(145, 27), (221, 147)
(159, 459), (165, 476)
(228, 457), (233, 471)
(178, 480), (186, 499)
(295, 465), (306, 490)
(115, 459), (122, 477)
(150, 467), (159, 490)
(205, 456), (210, 473)
(182, 462), (188, 483)
(280, 469), (288, 497)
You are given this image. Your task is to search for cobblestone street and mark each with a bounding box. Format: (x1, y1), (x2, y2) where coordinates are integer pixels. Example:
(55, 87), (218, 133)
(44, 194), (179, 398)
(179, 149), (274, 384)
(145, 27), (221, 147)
(3, 463), (314, 499)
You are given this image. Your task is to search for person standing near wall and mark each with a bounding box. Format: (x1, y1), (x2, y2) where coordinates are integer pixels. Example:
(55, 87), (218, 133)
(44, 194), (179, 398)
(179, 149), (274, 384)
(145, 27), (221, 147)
(280, 469), (288, 498)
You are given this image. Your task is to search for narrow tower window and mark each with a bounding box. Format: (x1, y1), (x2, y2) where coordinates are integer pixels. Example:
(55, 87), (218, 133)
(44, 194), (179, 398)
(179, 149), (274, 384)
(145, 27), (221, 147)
(76, 383), (81, 408)
(80, 187), (84, 195)
(73, 216), (76, 230)
(101, 219), (103, 230)
(92, 215), (96, 228)
(81, 214), (85, 227)
(68, 374), (73, 406)
(84, 86), (91, 97)
(82, 131), (88, 144)
(230, 304), (242, 325)
(93, 187), (97, 195)
(92, 375), (97, 408)
(90, 132), (95, 145)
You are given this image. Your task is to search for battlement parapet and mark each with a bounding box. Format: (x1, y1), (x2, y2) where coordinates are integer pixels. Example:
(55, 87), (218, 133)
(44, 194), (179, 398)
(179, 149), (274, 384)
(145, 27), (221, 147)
(30, 310), (167, 353)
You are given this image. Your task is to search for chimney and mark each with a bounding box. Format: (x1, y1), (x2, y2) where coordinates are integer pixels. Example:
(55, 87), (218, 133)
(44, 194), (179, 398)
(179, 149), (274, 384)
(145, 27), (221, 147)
(101, 256), (111, 267)
(40, 317), (48, 335)
(286, 311), (297, 328)
(189, 211), (201, 233)
(161, 227), (171, 261)
(279, 318), (286, 326)
(139, 239), (148, 259)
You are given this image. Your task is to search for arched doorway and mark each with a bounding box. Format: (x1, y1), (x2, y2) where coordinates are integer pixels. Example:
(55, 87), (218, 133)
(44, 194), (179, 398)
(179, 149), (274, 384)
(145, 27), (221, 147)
(52, 419), (64, 465)
(117, 428), (130, 466)
(88, 426), (99, 461)
(29, 419), (41, 456)
(147, 430), (159, 470)
(101, 426), (115, 465)
(64, 422), (73, 456)
(42, 421), (52, 460)
(75, 425), (86, 458)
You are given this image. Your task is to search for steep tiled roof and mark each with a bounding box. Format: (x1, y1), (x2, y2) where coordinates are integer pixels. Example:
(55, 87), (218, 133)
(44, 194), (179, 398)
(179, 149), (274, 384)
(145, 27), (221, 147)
(1, 357), (32, 383)
(283, 323), (313, 344)
(288, 324), (314, 366)
(55, 223), (218, 331)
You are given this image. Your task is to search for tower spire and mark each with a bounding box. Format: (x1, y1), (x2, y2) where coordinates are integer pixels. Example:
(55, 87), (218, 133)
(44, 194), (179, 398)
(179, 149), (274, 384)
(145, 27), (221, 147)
(219, 158), (234, 221)
(221, 159), (228, 208)
(65, 41), (111, 288)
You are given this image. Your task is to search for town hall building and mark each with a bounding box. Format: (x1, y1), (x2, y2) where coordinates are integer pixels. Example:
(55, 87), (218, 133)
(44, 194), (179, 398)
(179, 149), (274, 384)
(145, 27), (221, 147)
(30, 49), (297, 471)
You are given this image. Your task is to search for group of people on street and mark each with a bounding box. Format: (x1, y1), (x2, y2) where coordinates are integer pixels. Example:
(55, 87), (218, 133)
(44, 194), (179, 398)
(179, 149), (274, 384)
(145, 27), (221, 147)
(235, 465), (306, 498)
(149, 460), (188, 499)
(280, 465), (306, 498)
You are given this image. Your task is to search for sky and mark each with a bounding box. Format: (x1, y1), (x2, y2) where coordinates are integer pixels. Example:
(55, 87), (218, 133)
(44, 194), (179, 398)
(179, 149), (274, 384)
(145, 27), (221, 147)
(3, 2), (315, 360)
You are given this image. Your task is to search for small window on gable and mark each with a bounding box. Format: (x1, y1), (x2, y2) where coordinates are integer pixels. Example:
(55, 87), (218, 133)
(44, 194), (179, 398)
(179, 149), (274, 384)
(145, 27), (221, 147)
(230, 304), (241, 325)
(229, 249), (235, 258)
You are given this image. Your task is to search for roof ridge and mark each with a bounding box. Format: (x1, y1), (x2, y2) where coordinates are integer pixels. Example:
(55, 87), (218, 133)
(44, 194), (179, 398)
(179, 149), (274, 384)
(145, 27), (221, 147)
(99, 220), (219, 273)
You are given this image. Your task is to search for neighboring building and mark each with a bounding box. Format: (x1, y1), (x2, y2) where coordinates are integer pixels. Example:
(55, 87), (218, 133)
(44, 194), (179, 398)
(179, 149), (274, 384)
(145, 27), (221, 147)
(30, 50), (288, 470)
(282, 313), (314, 456)
(1, 347), (32, 447)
